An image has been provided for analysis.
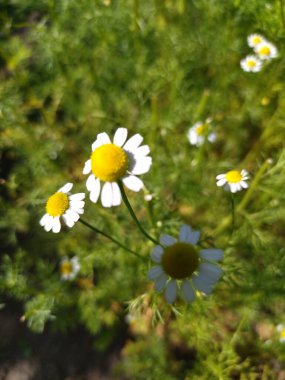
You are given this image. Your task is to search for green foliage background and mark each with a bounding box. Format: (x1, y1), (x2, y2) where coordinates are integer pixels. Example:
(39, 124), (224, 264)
(1, 0), (285, 378)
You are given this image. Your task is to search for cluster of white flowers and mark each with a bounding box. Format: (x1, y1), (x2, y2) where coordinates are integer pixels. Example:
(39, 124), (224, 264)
(241, 33), (278, 72)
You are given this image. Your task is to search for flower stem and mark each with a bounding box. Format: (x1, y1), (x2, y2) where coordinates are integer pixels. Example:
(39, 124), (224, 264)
(117, 180), (160, 245)
(230, 192), (235, 234)
(79, 218), (144, 261)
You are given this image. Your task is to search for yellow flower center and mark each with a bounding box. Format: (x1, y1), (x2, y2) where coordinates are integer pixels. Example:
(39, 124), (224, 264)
(281, 329), (285, 339)
(161, 242), (199, 280)
(91, 144), (129, 182)
(259, 46), (270, 56)
(247, 60), (256, 68)
(196, 124), (208, 136)
(253, 36), (261, 45)
(225, 170), (242, 183)
(60, 261), (73, 276)
(46, 192), (69, 217)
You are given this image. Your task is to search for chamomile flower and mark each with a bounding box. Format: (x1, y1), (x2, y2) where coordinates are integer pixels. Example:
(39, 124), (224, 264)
(277, 324), (285, 343)
(147, 225), (223, 304)
(247, 34), (265, 48)
(60, 256), (80, 280)
(240, 55), (263, 72)
(40, 183), (85, 233)
(83, 128), (152, 207)
(187, 120), (216, 147)
(216, 169), (249, 193)
(254, 41), (278, 60)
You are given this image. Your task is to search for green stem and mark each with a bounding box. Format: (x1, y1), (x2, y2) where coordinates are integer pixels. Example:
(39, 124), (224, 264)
(280, 0), (285, 29)
(117, 181), (159, 245)
(79, 219), (144, 261)
(230, 192), (235, 234)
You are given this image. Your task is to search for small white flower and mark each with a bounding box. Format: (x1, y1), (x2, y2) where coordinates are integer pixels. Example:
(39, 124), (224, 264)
(144, 194), (153, 202)
(247, 34), (265, 48)
(60, 256), (80, 280)
(147, 225), (223, 304)
(277, 324), (285, 343)
(216, 169), (249, 193)
(254, 41), (278, 60)
(187, 120), (216, 147)
(40, 183), (85, 233)
(240, 55), (263, 72)
(83, 128), (152, 207)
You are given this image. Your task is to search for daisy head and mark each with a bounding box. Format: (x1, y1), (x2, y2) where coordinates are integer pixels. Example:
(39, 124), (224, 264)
(60, 256), (80, 280)
(277, 324), (285, 343)
(147, 225), (223, 304)
(40, 183), (85, 233)
(187, 120), (216, 147)
(83, 128), (152, 207)
(216, 169), (249, 193)
(254, 41), (278, 60)
(240, 55), (263, 72)
(247, 34), (265, 48)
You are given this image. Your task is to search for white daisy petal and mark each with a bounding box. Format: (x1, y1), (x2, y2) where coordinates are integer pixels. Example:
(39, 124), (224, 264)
(199, 263), (223, 284)
(216, 174), (225, 180)
(241, 181), (248, 189)
(39, 213), (49, 227)
(123, 134), (144, 152)
(92, 139), (103, 151)
(133, 144), (150, 157)
(83, 160), (91, 175)
(192, 273), (213, 295)
(97, 132), (111, 145)
(217, 178), (227, 187)
(70, 200), (85, 210)
(179, 225), (192, 242)
(89, 179), (101, 203)
(164, 280), (178, 304)
(188, 230), (200, 245)
(131, 157), (152, 175)
(160, 234), (176, 247)
(122, 175), (143, 192)
(113, 127), (128, 147)
(200, 249), (224, 261)
(154, 273), (168, 292)
(58, 183), (73, 194)
(181, 280), (196, 302)
(62, 213), (75, 228)
(44, 216), (54, 232)
(101, 182), (113, 208)
(150, 245), (164, 263)
(111, 182), (121, 206)
(69, 193), (85, 201)
(75, 208), (84, 215)
(52, 217), (61, 233)
(86, 174), (98, 191)
(148, 266), (164, 280)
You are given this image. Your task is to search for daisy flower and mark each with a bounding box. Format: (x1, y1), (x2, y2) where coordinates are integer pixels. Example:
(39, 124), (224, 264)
(247, 34), (265, 48)
(216, 169), (249, 193)
(254, 41), (278, 60)
(40, 183), (85, 233)
(240, 55), (263, 72)
(147, 225), (223, 304)
(187, 120), (216, 147)
(277, 324), (285, 343)
(83, 128), (152, 207)
(60, 256), (80, 280)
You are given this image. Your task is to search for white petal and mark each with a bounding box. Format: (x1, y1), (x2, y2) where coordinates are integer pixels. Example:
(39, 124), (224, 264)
(123, 134), (143, 152)
(65, 209), (80, 223)
(217, 178), (227, 187)
(92, 138), (103, 151)
(44, 216), (54, 232)
(40, 213), (49, 227)
(187, 230), (200, 245)
(160, 234), (176, 247)
(83, 159), (91, 175)
(62, 214), (75, 228)
(133, 144), (150, 157)
(199, 263), (222, 284)
(229, 183), (237, 193)
(241, 181), (248, 188)
(111, 182), (121, 206)
(52, 217), (61, 233)
(89, 179), (101, 203)
(97, 132), (111, 145)
(147, 266), (164, 280)
(154, 273), (168, 292)
(101, 182), (113, 208)
(122, 175), (143, 192)
(181, 280), (196, 302)
(192, 273), (213, 295)
(131, 157), (152, 175)
(69, 193), (85, 201)
(216, 174), (225, 180)
(179, 225), (192, 242)
(164, 280), (178, 304)
(150, 246), (164, 263)
(113, 127), (128, 147)
(58, 183), (73, 193)
(86, 174), (97, 191)
(70, 200), (85, 210)
(75, 208), (84, 215)
(200, 249), (224, 261)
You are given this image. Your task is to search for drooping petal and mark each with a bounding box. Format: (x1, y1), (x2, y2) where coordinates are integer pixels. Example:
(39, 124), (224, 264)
(179, 225), (192, 243)
(52, 217), (61, 233)
(131, 157), (152, 175)
(122, 175), (143, 192)
(150, 245), (164, 263)
(86, 174), (97, 191)
(62, 213), (75, 228)
(192, 273), (213, 295)
(44, 216), (54, 232)
(216, 174), (226, 180)
(154, 273), (168, 292)
(164, 280), (178, 304)
(217, 178), (227, 187)
(39, 213), (49, 227)
(89, 179), (101, 203)
(200, 249), (224, 261)
(187, 230), (200, 245)
(123, 134), (143, 152)
(199, 263), (222, 284)
(58, 183), (73, 193)
(65, 209), (80, 223)
(83, 160), (91, 175)
(111, 182), (121, 206)
(147, 266), (164, 280)
(181, 280), (196, 302)
(133, 144), (150, 157)
(101, 182), (113, 208)
(113, 127), (128, 147)
(69, 193), (85, 201)
(70, 200), (85, 210)
(160, 234), (176, 246)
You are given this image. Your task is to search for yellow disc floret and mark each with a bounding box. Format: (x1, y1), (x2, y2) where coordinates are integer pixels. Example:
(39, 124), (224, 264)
(225, 170), (242, 183)
(46, 192), (69, 217)
(258, 46), (270, 56)
(60, 261), (73, 276)
(247, 60), (256, 68)
(162, 242), (199, 280)
(196, 124), (208, 136)
(91, 143), (129, 182)
(253, 36), (261, 45)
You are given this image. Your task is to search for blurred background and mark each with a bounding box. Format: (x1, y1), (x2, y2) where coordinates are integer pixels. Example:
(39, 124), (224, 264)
(1, 0), (285, 379)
